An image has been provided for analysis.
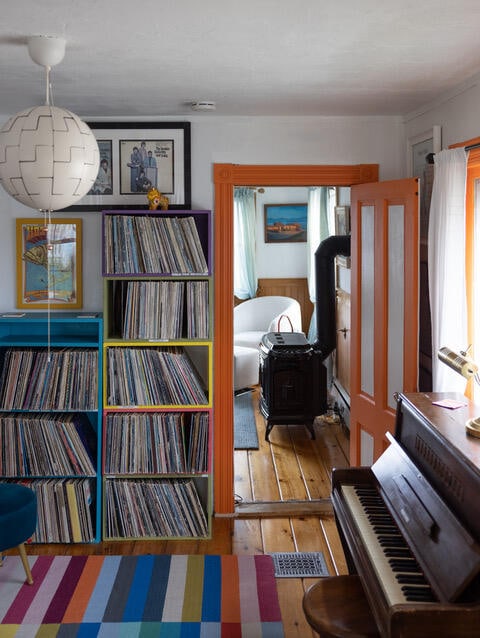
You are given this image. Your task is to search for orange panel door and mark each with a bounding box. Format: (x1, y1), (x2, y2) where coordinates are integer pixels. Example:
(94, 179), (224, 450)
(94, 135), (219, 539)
(350, 178), (419, 466)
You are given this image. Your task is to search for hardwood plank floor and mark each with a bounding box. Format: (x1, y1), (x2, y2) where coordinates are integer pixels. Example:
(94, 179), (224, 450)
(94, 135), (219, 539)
(19, 386), (350, 637)
(233, 387), (350, 636)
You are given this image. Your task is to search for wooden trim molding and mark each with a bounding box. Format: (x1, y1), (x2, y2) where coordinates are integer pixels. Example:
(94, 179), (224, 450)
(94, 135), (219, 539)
(449, 135), (480, 151)
(213, 163), (379, 187)
(213, 163), (379, 514)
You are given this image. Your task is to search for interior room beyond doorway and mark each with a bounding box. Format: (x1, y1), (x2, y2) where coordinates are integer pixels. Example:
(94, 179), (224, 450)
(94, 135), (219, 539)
(233, 185), (351, 507)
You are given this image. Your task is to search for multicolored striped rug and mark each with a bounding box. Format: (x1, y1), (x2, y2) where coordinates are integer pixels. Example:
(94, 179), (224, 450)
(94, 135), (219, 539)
(0, 554), (284, 637)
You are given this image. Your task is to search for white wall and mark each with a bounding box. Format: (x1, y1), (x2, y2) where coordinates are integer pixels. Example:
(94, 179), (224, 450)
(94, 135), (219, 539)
(403, 71), (480, 154)
(0, 114), (405, 312)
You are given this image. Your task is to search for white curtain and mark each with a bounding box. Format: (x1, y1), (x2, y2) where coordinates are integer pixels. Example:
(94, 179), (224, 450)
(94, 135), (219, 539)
(428, 148), (468, 391)
(307, 187), (330, 341)
(234, 187), (257, 299)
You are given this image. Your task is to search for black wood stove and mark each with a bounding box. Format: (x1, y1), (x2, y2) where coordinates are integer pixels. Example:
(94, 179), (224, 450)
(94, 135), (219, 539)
(259, 332), (327, 440)
(259, 234), (351, 441)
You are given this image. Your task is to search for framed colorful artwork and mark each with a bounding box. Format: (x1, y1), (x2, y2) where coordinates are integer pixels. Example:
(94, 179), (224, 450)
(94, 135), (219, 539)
(16, 218), (82, 309)
(264, 203), (308, 243)
(62, 121), (191, 211)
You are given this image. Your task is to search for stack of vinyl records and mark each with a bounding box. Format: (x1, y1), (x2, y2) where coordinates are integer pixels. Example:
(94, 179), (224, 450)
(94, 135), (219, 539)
(104, 215), (208, 274)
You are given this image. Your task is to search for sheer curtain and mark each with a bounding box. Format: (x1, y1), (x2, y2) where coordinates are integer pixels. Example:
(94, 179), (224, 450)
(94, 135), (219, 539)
(428, 148), (468, 391)
(234, 187), (257, 299)
(307, 187), (331, 341)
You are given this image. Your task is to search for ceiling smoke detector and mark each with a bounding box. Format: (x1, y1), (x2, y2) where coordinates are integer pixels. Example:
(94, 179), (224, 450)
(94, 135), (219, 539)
(191, 101), (216, 111)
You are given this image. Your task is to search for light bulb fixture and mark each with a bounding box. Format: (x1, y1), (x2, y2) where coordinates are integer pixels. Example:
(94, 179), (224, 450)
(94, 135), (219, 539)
(0, 36), (100, 361)
(437, 345), (480, 438)
(0, 35), (100, 212)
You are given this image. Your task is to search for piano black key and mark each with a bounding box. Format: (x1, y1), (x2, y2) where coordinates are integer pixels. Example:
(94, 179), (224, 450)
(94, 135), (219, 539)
(379, 537), (406, 547)
(384, 548), (412, 558)
(396, 574), (430, 584)
(372, 526), (398, 534)
(389, 559), (422, 573)
(401, 587), (436, 602)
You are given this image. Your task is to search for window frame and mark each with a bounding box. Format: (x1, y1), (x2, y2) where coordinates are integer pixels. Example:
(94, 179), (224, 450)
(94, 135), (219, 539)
(451, 137), (480, 398)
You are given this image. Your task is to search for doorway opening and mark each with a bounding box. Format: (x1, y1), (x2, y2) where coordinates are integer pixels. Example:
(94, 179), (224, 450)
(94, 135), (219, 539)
(213, 163), (380, 515)
(233, 185), (348, 509)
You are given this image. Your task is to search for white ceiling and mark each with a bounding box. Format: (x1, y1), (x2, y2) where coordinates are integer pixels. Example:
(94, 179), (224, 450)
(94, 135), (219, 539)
(2, 0), (480, 119)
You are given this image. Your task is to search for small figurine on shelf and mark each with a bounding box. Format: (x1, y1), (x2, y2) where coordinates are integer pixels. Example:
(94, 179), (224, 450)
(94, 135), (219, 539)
(147, 187), (169, 210)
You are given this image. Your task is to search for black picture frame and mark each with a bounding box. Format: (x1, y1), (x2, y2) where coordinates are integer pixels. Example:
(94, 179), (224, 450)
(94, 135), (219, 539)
(62, 121), (191, 211)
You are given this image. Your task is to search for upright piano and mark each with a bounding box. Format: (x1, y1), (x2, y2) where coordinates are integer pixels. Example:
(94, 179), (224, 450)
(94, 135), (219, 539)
(331, 392), (480, 637)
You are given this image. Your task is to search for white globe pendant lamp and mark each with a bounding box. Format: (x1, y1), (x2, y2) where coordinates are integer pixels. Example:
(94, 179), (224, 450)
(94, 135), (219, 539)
(0, 35), (99, 212)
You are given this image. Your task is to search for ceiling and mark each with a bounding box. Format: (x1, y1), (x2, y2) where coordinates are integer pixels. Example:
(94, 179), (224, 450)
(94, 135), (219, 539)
(2, 0), (480, 119)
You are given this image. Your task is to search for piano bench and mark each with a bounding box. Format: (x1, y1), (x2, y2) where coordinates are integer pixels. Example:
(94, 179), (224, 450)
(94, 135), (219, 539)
(302, 575), (380, 638)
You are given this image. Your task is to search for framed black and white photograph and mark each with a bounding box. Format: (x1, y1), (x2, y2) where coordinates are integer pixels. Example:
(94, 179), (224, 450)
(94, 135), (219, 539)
(64, 122), (191, 211)
(88, 140), (113, 196)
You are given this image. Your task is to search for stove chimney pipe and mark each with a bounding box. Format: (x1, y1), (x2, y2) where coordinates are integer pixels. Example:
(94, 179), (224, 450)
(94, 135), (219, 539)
(314, 235), (351, 360)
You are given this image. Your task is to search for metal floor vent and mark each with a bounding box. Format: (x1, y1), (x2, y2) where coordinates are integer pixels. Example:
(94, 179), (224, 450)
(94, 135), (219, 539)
(270, 552), (329, 578)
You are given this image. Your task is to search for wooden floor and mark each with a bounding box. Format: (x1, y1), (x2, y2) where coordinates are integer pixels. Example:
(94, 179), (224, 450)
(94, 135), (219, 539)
(21, 387), (350, 638)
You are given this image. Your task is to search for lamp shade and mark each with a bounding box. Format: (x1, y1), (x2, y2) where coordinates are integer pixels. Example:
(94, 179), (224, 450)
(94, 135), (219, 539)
(0, 105), (99, 211)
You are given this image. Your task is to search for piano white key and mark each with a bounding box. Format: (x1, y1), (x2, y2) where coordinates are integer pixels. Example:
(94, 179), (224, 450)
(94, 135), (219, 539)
(342, 484), (432, 606)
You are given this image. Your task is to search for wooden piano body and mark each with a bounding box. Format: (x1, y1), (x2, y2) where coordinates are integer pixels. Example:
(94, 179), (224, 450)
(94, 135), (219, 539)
(332, 393), (480, 637)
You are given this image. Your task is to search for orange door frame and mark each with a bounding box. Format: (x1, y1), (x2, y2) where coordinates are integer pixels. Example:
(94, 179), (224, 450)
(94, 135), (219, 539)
(213, 163), (379, 514)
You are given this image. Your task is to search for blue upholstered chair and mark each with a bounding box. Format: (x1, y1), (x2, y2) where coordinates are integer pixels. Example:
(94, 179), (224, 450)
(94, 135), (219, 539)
(0, 483), (37, 584)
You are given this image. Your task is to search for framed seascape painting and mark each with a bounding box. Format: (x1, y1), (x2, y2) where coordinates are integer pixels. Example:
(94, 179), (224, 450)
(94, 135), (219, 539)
(63, 122), (191, 211)
(16, 218), (82, 309)
(264, 203), (308, 243)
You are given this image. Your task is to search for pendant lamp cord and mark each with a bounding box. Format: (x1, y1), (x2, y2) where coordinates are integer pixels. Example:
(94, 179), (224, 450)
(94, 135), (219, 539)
(43, 65), (53, 361)
(45, 65), (52, 106)
(43, 210), (53, 362)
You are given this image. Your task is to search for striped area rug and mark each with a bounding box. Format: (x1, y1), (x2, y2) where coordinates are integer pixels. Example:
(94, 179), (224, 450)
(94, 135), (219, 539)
(0, 554), (284, 637)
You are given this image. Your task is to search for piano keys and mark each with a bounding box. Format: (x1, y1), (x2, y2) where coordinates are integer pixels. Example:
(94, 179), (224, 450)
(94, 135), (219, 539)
(330, 393), (480, 637)
(341, 484), (436, 605)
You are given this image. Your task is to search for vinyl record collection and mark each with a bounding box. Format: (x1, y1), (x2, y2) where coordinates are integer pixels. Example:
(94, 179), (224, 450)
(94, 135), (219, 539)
(101, 210), (213, 540)
(104, 214), (208, 274)
(104, 411), (209, 474)
(0, 413), (96, 476)
(106, 346), (208, 406)
(8, 477), (95, 543)
(0, 348), (98, 411)
(105, 477), (208, 538)
(0, 314), (103, 543)
(0, 409), (98, 542)
(118, 279), (209, 340)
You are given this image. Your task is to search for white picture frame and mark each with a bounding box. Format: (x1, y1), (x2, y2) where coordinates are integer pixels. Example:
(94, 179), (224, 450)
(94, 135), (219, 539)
(407, 125), (442, 177)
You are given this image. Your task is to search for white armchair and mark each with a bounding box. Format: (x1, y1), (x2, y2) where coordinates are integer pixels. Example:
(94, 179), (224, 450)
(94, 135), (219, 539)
(234, 295), (303, 350)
